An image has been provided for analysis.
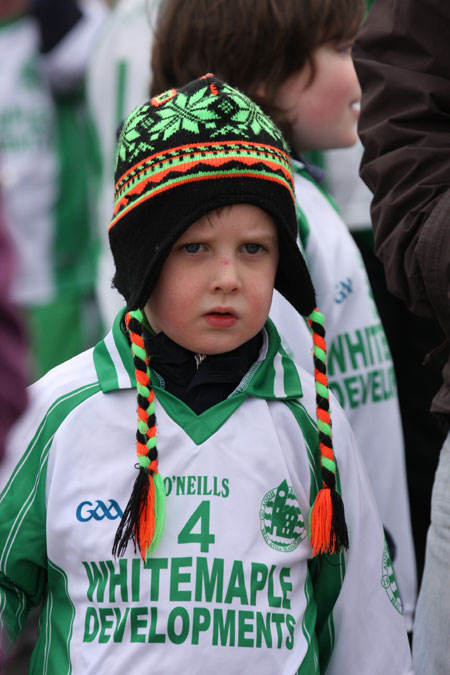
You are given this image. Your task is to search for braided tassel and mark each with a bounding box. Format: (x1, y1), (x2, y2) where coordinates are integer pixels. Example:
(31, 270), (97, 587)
(112, 309), (165, 560)
(307, 308), (348, 556)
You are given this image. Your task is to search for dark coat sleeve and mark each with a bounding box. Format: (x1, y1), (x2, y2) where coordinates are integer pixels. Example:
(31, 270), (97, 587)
(353, 0), (450, 338)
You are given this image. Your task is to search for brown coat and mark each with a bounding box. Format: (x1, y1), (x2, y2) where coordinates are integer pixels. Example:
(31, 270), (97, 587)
(353, 0), (450, 417)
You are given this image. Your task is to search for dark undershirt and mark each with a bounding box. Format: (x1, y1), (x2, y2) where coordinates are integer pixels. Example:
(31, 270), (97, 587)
(146, 331), (263, 415)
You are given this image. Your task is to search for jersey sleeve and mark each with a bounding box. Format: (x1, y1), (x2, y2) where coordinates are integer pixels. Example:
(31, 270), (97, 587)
(0, 394), (49, 647)
(325, 403), (413, 674)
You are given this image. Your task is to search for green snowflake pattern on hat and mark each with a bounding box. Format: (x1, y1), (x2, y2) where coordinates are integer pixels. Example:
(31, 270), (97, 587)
(115, 78), (289, 171)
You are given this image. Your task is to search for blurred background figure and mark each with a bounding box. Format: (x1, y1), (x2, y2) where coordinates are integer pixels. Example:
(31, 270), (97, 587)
(0, 188), (27, 465)
(0, 0), (108, 383)
(0, 187), (28, 671)
(0, 1), (108, 671)
(87, 0), (158, 326)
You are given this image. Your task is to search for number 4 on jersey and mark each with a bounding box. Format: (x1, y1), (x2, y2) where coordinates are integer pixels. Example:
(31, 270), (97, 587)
(178, 501), (215, 552)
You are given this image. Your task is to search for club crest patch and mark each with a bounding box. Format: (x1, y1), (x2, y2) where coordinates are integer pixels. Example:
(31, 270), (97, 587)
(381, 541), (403, 614)
(259, 479), (306, 552)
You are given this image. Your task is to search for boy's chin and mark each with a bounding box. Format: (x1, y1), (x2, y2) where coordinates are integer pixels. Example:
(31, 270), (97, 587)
(176, 331), (262, 356)
(340, 134), (359, 149)
(320, 135), (359, 152)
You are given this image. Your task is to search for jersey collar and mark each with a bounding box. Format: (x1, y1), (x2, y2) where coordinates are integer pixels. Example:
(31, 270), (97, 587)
(93, 309), (303, 401)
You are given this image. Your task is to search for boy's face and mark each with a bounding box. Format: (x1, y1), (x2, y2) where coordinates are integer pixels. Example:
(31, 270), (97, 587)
(276, 43), (361, 153)
(145, 204), (279, 355)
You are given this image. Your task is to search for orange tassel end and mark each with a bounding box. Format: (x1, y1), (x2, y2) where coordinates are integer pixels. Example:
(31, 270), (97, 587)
(138, 474), (156, 560)
(309, 487), (335, 556)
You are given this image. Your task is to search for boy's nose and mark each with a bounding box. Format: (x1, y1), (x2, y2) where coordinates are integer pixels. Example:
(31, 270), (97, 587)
(211, 257), (241, 293)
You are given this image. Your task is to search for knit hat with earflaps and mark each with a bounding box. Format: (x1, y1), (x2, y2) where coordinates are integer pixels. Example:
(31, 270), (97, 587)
(109, 73), (315, 316)
(109, 74), (348, 561)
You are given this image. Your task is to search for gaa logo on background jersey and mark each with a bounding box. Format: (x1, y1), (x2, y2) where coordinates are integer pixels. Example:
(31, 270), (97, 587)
(259, 479), (306, 552)
(381, 541), (403, 614)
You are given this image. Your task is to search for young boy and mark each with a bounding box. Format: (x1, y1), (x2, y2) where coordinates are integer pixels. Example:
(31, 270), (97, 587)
(0, 76), (412, 674)
(150, 0), (417, 629)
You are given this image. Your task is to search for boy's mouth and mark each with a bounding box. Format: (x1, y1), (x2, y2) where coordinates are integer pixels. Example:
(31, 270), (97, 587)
(204, 308), (238, 328)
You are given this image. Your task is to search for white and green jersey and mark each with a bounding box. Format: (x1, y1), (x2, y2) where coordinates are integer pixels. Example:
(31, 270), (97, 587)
(270, 162), (417, 630)
(0, 5), (105, 306)
(0, 313), (412, 674)
(324, 142), (372, 233)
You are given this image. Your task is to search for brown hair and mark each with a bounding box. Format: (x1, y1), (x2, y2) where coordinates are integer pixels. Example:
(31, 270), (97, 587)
(151, 0), (364, 142)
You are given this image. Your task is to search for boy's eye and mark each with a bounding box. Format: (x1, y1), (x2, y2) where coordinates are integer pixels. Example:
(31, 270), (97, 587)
(183, 243), (203, 254)
(243, 243), (264, 254)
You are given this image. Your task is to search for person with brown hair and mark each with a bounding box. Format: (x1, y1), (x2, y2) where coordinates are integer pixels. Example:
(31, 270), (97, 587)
(151, 0), (362, 147)
(150, 0), (417, 631)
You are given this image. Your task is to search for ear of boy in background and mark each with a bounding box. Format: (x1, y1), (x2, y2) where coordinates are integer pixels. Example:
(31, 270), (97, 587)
(149, 0), (416, 632)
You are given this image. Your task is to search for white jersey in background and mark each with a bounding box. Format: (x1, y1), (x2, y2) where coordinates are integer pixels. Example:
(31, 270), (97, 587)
(270, 162), (417, 630)
(87, 0), (159, 323)
(0, 2), (107, 307)
(325, 141), (372, 232)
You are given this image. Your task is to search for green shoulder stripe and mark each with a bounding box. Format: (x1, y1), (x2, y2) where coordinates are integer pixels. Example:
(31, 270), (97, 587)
(53, 99), (97, 295)
(297, 572), (319, 674)
(93, 337), (119, 391)
(29, 560), (75, 675)
(93, 310), (135, 392)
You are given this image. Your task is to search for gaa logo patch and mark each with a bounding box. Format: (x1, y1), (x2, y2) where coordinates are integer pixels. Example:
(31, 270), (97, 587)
(76, 499), (123, 522)
(381, 541), (403, 614)
(259, 479), (306, 552)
